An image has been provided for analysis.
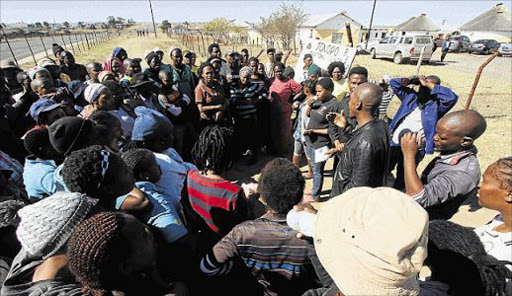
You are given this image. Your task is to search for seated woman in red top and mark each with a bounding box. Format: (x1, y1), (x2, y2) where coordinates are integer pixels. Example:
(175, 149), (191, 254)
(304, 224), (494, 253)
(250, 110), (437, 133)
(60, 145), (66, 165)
(195, 63), (228, 127)
(186, 125), (248, 246)
(269, 62), (302, 157)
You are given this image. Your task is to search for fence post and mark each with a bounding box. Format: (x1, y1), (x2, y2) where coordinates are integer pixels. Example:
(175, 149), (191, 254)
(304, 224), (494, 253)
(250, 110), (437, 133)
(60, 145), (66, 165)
(74, 34), (81, 53)
(67, 34), (76, 53)
(60, 34), (67, 50)
(0, 27), (19, 66)
(465, 51), (500, 110)
(84, 33), (90, 49)
(39, 35), (50, 58)
(23, 35), (38, 65)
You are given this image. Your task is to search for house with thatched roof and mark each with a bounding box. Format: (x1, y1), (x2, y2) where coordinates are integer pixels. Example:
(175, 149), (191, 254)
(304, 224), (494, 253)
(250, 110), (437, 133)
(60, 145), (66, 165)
(460, 3), (511, 42)
(393, 13), (440, 36)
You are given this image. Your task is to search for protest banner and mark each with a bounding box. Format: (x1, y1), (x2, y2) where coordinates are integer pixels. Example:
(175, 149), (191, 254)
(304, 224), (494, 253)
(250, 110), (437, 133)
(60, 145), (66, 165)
(294, 39), (357, 83)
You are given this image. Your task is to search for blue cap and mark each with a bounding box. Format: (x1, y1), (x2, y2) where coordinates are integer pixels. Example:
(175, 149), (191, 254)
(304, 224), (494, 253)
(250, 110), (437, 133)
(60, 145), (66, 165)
(28, 99), (62, 121)
(67, 80), (86, 99)
(131, 106), (173, 141)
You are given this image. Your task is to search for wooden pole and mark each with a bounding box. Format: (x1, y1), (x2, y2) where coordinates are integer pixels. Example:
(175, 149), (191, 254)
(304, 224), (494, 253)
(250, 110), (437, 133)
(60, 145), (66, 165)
(255, 49), (264, 59)
(465, 51), (500, 110)
(148, 0), (158, 38)
(415, 46), (426, 76)
(0, 27), (19, 66)
(74, 34), (81, 53)
(23, 35), (38, 65)
(345, 22), (353, 47)
(60, 34), (68, 50)
(39, 35), (50, 58)
(67, 34), (76, 53)
(366, 0), (377, 50)
(84, 33), (90, 49)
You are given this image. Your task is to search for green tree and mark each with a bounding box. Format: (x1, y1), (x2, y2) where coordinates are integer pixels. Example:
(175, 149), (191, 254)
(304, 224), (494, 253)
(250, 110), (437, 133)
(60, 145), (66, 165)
(63, 21), (70, 29)
(107, 16), (116, 28)
(35, 22), (43, 28)
(160, 20), (171, 33)
(43, 21), (50, 30)
(203, 18), (234, 41)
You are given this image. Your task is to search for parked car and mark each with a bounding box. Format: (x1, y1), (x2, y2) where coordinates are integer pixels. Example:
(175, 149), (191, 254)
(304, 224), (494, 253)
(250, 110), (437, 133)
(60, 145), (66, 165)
(498, 42), (512, 56)
(448, 35), (471, 52)
(369, 35), (434, 64)
(468, 39), (501, 54)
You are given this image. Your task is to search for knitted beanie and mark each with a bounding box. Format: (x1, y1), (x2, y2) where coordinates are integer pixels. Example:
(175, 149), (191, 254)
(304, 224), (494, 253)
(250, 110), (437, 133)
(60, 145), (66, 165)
(52, 43), (64, 56)
(48, 117), (94, 156)
(16, 191), (97, 258)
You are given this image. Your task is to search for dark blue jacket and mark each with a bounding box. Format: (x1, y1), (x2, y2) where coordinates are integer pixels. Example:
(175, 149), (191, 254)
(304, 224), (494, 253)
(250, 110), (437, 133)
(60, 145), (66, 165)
(388, 78), (458, 154)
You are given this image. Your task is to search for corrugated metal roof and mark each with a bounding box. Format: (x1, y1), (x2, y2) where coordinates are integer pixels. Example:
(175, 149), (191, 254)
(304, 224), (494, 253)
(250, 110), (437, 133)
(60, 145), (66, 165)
(460, 3), (512, 32)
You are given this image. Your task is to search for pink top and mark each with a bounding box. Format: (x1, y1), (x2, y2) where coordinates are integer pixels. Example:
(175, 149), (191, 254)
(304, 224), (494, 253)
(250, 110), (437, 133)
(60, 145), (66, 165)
(269, 78), (301, 109)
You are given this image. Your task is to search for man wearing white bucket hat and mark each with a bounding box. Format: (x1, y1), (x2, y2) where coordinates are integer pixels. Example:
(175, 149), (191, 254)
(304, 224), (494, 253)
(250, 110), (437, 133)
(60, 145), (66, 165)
(288, 187), (430, 295)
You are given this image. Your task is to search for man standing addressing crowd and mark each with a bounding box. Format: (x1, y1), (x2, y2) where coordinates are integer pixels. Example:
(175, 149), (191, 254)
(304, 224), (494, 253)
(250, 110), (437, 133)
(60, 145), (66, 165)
(330, 83), (389, 197)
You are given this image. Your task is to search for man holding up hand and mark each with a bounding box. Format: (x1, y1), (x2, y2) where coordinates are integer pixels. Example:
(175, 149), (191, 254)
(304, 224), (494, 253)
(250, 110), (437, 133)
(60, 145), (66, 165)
(388, 75), (458, 190)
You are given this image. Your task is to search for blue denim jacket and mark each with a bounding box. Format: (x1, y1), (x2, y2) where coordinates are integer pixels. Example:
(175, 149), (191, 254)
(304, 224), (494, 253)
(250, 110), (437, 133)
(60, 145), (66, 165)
(388, 78), (458, 154)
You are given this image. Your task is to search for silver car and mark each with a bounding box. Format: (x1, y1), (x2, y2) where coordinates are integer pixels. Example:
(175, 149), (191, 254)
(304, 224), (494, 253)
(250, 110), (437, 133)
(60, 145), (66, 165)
(369, 35), (434, 64)
(448, 35), (471, 52)
(499, 42), (512, 56)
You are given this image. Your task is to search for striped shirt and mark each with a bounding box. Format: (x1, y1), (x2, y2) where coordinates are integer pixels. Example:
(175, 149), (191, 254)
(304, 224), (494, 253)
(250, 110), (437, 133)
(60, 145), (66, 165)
(229, 83), (268, 120)
(200, 212), (316, 295)
(187, 170), (247, 236)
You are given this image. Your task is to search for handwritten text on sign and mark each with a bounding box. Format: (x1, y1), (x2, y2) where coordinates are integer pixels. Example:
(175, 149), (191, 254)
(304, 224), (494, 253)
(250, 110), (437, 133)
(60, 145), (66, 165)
(294, 39), (357, 82)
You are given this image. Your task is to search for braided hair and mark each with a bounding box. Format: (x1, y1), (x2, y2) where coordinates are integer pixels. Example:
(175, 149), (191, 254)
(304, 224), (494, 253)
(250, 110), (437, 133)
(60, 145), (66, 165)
(61, 145), (106, 198)
(121, 148), (154, 177)
(67, 212), (127, 296)
(191, 125), (233, 174)
(427, 220), (512, 296)
(490, 157), (512, 191)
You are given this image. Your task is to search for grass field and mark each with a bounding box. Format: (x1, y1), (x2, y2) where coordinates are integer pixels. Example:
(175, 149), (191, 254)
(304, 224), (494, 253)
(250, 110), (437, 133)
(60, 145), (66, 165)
(30, 33), (511, 227)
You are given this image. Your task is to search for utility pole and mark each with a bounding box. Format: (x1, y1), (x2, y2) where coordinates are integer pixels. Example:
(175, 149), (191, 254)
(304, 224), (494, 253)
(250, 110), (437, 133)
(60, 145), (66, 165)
(148, 0), (157, 38)
(365, 0), (377, 50)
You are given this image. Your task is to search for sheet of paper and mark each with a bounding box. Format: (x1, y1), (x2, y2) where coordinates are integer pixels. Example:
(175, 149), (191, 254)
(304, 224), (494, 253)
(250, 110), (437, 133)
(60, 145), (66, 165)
(314, 146), (329, 164)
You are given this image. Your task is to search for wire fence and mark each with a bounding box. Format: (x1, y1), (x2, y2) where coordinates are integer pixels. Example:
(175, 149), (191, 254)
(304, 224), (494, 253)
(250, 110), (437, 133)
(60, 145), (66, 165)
(0, 30), (117, 67)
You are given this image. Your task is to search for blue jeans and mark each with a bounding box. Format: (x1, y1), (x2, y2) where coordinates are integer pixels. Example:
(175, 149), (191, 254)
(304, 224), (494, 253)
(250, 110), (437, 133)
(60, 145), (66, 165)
(306, 143), (326, 200)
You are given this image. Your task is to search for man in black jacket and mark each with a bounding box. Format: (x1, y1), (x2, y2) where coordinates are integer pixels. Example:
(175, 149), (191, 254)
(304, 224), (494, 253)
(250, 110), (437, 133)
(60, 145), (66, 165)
(330, 83), (389, 197)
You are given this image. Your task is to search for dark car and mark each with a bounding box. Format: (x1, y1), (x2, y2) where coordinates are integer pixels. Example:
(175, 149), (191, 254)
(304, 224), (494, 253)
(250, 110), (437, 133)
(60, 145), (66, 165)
(469, 39), (501, 54)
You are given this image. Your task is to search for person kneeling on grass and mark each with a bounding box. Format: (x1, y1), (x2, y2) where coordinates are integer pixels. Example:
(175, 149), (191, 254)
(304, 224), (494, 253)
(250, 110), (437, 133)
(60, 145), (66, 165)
(199, 158), (318, 296)
(400, 110), (487, 220)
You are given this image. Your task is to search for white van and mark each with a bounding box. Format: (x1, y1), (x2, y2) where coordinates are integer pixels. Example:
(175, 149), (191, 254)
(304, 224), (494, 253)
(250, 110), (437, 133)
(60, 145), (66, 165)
(369, 35), (434, 64)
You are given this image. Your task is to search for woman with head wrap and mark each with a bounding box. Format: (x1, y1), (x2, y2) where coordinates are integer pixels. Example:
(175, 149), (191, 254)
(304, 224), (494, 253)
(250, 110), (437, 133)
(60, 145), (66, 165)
(103, 56), (125, 80)
(299, 53), (316, 83)
(143, 51), (162, 82)
(230, 66), (268, 163)
(79, 83), (115, 119)
(27, 66), (51, 81)
(268, 62), (302, 157)
(97, 70), (116, 83)
(111, 47), (128, 62)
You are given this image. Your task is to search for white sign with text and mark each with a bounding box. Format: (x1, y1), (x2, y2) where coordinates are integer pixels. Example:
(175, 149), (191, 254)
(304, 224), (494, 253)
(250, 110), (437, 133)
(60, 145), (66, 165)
(294, 39), (357, 83)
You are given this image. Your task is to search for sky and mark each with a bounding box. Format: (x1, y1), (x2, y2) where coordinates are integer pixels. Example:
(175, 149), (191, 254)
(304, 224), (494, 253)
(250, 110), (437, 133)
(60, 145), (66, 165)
(0, 0), (509, 29)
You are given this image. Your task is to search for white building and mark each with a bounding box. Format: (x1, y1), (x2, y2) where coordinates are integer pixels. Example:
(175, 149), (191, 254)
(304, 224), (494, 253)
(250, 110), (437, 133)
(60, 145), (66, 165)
(460, 3), (512, 42)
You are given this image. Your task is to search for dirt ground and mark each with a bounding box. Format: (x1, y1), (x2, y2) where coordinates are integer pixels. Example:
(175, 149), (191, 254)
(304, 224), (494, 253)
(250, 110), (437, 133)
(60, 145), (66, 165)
(32, 33), (511, 228)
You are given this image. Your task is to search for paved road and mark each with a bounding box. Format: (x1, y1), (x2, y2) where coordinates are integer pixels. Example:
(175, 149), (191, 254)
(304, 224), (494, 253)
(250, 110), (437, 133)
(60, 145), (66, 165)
(0, 34), (102, 63)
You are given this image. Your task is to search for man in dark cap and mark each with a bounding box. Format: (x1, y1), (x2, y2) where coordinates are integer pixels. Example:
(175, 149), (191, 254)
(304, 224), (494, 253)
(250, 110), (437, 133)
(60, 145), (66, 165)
(59, 51), (88, 81)
(401, 110), (486, 220)
(129, 73), (162, 113)
(330, 83), (389, 197)
(52, 43), (65, 64)
(1, 60), (23, 94)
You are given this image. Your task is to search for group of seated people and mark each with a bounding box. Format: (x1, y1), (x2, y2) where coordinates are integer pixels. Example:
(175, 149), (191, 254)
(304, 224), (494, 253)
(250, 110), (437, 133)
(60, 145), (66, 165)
(0, 40), (510, 295)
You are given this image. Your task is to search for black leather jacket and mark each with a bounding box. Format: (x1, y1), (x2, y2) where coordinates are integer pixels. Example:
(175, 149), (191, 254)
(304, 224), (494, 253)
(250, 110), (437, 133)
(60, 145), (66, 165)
(331, 118), (389, 197)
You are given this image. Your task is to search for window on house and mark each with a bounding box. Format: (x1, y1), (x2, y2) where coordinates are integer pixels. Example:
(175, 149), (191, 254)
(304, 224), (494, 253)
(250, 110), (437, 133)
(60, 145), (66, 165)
(332, 33), (343, 44)
(309, 29), (313, 38)
(382, 32), (386, 38)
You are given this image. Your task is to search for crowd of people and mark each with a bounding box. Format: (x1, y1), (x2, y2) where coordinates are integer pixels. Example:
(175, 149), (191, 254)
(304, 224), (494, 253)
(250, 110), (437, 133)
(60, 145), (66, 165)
(0, 40), (511, 296)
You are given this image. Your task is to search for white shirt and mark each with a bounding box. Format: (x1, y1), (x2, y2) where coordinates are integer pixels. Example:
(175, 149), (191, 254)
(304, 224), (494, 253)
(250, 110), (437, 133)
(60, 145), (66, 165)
(474, 218), (512, 271)
(392, 107), (423, 144)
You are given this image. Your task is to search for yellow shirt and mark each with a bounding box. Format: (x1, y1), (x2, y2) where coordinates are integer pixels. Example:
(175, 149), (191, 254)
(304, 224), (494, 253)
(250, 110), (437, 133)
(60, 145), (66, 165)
(332, 78), (349, 100)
